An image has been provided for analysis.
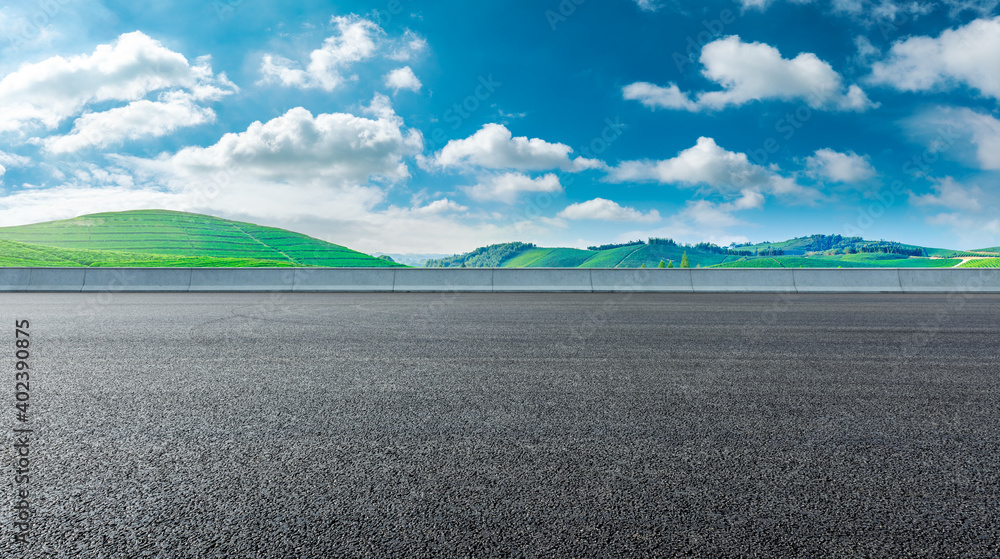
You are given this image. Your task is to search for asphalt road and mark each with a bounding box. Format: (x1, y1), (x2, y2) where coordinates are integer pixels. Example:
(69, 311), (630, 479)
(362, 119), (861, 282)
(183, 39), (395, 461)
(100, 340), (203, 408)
(2, 293), (999, 558)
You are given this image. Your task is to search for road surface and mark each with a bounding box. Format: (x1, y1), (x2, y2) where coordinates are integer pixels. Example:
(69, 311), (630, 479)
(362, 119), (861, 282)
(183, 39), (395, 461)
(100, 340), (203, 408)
(2, 293), (998, 557)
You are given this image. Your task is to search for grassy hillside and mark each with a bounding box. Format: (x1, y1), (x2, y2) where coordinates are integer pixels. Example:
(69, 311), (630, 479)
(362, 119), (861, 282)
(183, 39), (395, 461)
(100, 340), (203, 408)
(0, 210), (400, 267)
(0, 238), (295, 267)
(504, 248), (594, 267)
(428, 235), (988, 269)
(960, 258), (1000, 268)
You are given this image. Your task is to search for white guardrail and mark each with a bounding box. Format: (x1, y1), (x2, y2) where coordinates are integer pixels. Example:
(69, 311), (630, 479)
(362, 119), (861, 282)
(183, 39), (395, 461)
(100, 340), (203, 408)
(0, 267), (999, 293)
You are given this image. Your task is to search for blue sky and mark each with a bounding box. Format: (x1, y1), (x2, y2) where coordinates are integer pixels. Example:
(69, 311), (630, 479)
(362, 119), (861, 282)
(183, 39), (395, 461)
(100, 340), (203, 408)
(0, 0), (998, 254)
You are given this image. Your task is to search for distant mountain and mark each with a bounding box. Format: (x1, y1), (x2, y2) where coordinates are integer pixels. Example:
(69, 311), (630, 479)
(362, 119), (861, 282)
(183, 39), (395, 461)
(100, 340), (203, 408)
(425, 235), (1000, 269)
(0, 210), (401, 268)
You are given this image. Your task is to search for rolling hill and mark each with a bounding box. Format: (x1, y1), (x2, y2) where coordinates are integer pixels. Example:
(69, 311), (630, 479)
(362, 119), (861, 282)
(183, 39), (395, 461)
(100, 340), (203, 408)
(0, 210), (400, 268)
(426, 235), (999, 269)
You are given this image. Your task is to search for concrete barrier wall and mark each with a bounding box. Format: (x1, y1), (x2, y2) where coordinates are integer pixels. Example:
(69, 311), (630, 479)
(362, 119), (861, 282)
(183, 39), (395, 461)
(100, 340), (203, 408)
(591, 269), (692, 292)
(492, 268), (593, 292)
(26, 268), (86, 292)
(83, 268), (191, 292)
(188, 268), (295, 292)
(294, 268), (395, 292)
(3, 267), (1000, 293)
(692, 269), (796, 293)
(793, 268), (902, 293)
(0, 269), (31, 291)
(898, 268), (1000, 293)
(393, 268), (493, 292)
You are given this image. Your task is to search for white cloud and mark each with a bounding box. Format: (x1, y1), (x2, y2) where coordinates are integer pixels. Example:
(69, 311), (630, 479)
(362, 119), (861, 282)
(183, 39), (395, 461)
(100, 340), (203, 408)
(44, 91), (217, 153)
(633, 0), (664, 11)
(738, 0), (776, 9)
(387, 30), (428, 62)
(607, 136), (821, 202)
(617, 190), (764, 247)
(260, 15), (381, 91)
(912, 177), (982, 211)
(869, 16), (1000, 100)
(413, 198), (467, 214)
(558, 198), (660, 223)
(854, 35), (881, 65)
(0, 150), (30, 168)
(740, 0), (983, 19)
(925, 212), (1000, 247)
(806, 149), (877, 182)
(906, 107), (1000, 171)
(0, 185), (179, 228)
(697, 36), (875, 111)
(464, 172), (562, 204)
(625, 36), (875, 112)
(0, 31), (233, 134)
(384, 66), (421, 93)
(425, 123), (602, 172)
(121, 95), (423, 222)
(621, 82), (696, 111)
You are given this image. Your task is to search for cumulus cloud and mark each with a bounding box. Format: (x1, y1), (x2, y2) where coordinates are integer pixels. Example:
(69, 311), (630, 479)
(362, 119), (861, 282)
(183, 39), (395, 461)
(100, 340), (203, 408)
(558, 198), (660, 223)
(424, 124), (602, 172)
(911, 177), (982, 211)
(633, 0), (664, 11)
(616, 189), (764, 247)
(739, 0), (988, 19)
(463, 172), (562, 204)
(387, 30), (428, 62)
(869, 17), (1000, 100)
(0, 31), (234, 136)
(607, 136), (821, 202)
(806, 149), (877, 182)
(625, 36), (875, 112)
(260, 15), (427, 92)
(0, 150), (30, 168)
(412, 198), (467, 214)
(120, 94), (422, 221)
(622, 82), (696, 111)
(906, 107), (1000, 171)
(686, 190), (764, 228)
(44, 91), (217, 153)
(260, 15), (381, 91)
(384, 66), (422, 93)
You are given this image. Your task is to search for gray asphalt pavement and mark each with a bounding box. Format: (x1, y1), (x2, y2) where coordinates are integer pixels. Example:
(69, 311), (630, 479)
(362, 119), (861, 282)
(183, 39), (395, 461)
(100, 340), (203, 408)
(2, 293), (999, 557)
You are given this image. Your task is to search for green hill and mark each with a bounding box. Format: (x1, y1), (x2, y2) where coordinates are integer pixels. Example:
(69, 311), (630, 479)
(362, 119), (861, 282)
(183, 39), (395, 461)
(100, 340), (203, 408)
(426, 235), (996, 269)
(0, 210), (400, 267)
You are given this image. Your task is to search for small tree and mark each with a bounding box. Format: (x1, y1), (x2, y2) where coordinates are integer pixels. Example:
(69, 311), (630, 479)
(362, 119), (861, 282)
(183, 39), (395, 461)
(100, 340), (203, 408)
(680, 252), (690, 268)
(658, 259), (666, 268)
(667, 261), (674, 268)
(640, 262), (646, 268)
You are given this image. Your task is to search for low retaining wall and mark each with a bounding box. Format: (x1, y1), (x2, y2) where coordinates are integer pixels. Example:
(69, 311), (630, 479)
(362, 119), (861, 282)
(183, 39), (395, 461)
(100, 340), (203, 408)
(0, 267), (998, 293)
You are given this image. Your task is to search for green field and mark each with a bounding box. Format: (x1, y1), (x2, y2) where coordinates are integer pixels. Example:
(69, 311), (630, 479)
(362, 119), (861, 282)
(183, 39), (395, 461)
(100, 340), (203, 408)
(715, 256), (963, 268)
(503, 248), (594, 267)
(428, 235), (980, 269)
(0, 210), (400, 267)
(960, 258), (1000, 268)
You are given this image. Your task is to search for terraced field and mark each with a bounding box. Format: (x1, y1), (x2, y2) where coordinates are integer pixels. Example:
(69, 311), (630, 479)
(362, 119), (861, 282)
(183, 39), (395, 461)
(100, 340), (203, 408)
(960, 258), (1000, 268)
(714, 256), (963, 268)
(0, 210), (400, 267)
(502, 248), (594, 267)
(0, 239), (295, 267)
